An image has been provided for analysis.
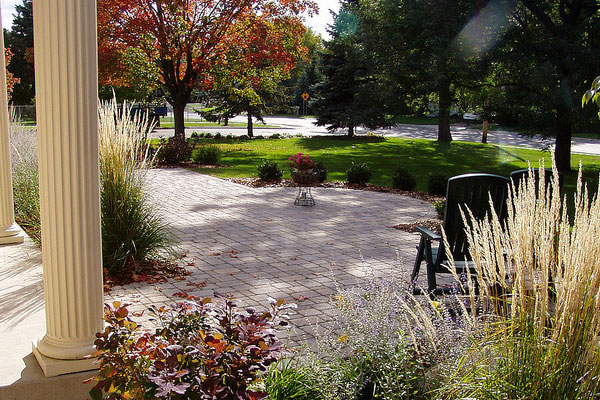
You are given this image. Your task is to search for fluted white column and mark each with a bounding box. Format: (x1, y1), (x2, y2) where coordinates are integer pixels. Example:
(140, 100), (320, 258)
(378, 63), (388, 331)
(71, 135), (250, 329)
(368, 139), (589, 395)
(32, 0), (104, 377)
(0, 4), (24, 245)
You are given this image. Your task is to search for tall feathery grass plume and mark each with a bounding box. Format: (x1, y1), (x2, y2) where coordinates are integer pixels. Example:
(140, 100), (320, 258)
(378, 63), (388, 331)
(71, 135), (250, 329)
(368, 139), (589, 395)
(9, 107), (40, 243)
(98, 99), (177, 276)
(437, 158), (600, 399)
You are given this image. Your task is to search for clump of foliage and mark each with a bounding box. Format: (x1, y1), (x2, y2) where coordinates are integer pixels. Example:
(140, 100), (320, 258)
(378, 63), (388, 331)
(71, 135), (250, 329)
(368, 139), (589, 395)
(10, 115), (40, 243)
(427, 174), (447, 196)
(156, 137), (192, 165)
(213, 132), (222, 139)
(287, 153), (316, 172)
(257, 159), (283, 181)
(437, 161), (600, 399)
(315, 161), (328, 182)
(392, 166), (417, 191)
(282, 272), (471, 400)
(346, 162), (372, 185)
(192, 145), (222, 165)
(89, 295), (295, 400)
(262, 358), (321, 400)
(204, 132), (214, 139)
(433, 200), (445, 220)
(99, 100), (177, 276)
(270, 133), (282, 139)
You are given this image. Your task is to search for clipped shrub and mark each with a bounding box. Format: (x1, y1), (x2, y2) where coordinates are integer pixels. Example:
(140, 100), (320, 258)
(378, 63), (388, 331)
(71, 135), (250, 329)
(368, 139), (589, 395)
(225, 134), (234, 140)
(315, 161), (328, 183)
(346, 162), (372, 185)
(156, 136), (192, 165)
(257, 159), (283, 181)
(270, 133), (281, 139)
(192, 145), (222, 165)
(98, 100), (177, 276)
(433, 199), (445, 220)
(392, 166), (417, 191)
(255, 135), (265, 140)
(90, 296), (294, 400)
(213, 132), (222, 139)
(239, 134), (249, 140)
(428, 173), (448, 196)
(204, 132), (214, 139)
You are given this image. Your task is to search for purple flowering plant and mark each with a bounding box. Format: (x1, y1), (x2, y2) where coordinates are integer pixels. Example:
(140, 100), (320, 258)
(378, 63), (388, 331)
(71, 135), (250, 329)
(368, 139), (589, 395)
(287, 153), (317, 172)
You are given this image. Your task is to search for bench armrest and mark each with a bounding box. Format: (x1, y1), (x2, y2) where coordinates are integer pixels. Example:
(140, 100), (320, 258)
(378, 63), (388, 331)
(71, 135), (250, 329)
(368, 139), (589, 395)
(415, 226), (441, 241)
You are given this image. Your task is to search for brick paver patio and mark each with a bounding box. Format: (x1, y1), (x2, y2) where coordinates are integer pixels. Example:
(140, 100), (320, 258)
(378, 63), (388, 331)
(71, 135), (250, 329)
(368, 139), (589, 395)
(106, 168), (435, 340)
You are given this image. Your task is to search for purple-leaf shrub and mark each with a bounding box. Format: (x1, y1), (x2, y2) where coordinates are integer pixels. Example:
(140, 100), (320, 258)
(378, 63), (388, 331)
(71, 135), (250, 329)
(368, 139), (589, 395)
(88, 295), (294, 400)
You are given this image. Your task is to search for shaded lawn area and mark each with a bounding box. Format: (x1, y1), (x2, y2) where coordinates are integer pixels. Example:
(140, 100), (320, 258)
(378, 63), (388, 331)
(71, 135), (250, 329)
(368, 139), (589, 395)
(193, 136), (600, 200)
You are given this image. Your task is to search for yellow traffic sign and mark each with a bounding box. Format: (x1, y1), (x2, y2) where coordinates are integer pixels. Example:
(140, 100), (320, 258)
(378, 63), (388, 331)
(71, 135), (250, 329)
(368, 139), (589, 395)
(301, 91), (310, 101)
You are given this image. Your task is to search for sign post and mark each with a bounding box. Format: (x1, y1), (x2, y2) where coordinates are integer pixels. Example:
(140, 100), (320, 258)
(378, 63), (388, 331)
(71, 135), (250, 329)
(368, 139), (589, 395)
(301, 91), (310, 116)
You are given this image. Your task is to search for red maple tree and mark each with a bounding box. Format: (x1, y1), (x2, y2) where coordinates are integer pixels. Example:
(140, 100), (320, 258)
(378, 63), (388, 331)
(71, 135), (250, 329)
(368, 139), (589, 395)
(98, 0), (316, 140)
(5, 48), (19, 103)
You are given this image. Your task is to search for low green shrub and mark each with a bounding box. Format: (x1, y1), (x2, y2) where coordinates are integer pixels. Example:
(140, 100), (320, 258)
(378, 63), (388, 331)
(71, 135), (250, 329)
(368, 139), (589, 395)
(433, 199), (445, 220)
(315, 161), (328, 182)
(428, 174), (448, 196)
(270, 133), (281, 139)
(255, 135), (265, 140)
(204, 132), (214, 139)
(225, 134), (234, 140)
(346, 162), (372, 185)
(192, 145), (222, 165)
(239, 134), (249, 140)
(257, 159), (283, 181)
(213, 132), (222, 139)
(156, 137), (192, 165)
(90, 296), (293, 400)
(392, 166), (417, 191)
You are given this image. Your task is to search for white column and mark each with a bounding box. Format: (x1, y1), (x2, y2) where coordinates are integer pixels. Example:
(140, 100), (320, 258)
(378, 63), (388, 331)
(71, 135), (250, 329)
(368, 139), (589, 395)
(32, 0), (104, 377)
(0, 5), (24, 245)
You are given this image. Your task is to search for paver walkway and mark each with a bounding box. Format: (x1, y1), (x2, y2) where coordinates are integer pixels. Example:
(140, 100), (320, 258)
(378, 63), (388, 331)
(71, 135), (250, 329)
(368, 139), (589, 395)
(107, 168), (435, 340)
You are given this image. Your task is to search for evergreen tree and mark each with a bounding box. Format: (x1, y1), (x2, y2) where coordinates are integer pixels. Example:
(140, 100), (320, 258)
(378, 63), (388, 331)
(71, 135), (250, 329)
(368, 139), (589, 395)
(312, 4), (390, 137)
(4, 0), (35, 104)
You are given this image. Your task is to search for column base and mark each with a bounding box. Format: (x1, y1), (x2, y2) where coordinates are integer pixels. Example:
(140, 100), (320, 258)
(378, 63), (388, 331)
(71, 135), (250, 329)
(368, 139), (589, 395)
(0, 223), (25, 244)
(32, 344), (98, 378)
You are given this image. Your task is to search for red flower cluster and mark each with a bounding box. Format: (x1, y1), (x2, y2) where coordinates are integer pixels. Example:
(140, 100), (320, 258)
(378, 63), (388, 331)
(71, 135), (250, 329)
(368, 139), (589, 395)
(287, 152), (316, 172)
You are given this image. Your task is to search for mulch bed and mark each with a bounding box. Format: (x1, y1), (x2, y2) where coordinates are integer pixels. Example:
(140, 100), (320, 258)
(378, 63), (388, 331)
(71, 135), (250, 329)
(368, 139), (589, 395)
(103, 258), (190, 292)
(225, 177), (444, 203)
(392, 218), (442, 234)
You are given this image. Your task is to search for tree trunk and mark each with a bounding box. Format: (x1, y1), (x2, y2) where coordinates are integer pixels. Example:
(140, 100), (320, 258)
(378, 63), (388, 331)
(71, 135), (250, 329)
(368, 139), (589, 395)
(438, 76), (452, 142)
(554, 104), (572, 173)
(172, 100), (186, 141)
(348, 124), (354, 138)
(247, 113), (253, 137)
(223, 115), (229, 126)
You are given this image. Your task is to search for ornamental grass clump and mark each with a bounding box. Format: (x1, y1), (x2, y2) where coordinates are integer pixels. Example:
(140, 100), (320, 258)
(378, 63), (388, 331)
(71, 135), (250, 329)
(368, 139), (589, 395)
(98, 99), (177, 276)
(9, 114), (40, 243)
(438, 160), (600, 399)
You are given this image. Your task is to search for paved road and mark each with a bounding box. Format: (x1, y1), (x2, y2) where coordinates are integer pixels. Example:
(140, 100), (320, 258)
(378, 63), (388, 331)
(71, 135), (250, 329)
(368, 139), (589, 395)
(151, 115), (600, 156)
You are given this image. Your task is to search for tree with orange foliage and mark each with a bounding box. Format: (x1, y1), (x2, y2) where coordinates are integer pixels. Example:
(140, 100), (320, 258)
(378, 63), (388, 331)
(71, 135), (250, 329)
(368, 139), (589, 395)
(98, 0), (316, 140)
(5, 48), (20, 103)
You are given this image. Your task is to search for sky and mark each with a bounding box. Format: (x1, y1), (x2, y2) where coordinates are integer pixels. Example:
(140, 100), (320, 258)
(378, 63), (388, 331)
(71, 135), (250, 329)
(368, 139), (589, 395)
(1, 0), (340, 38)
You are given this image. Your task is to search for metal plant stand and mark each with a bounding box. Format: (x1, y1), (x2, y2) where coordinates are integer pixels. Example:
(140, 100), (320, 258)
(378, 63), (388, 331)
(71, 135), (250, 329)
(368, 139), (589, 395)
(295, 184), (315, 206)
(291, 170), (318, 206)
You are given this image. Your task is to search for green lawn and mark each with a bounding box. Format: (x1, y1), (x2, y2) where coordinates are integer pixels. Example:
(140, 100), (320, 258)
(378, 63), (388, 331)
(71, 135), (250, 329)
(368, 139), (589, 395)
(192, 136), (600, 201)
